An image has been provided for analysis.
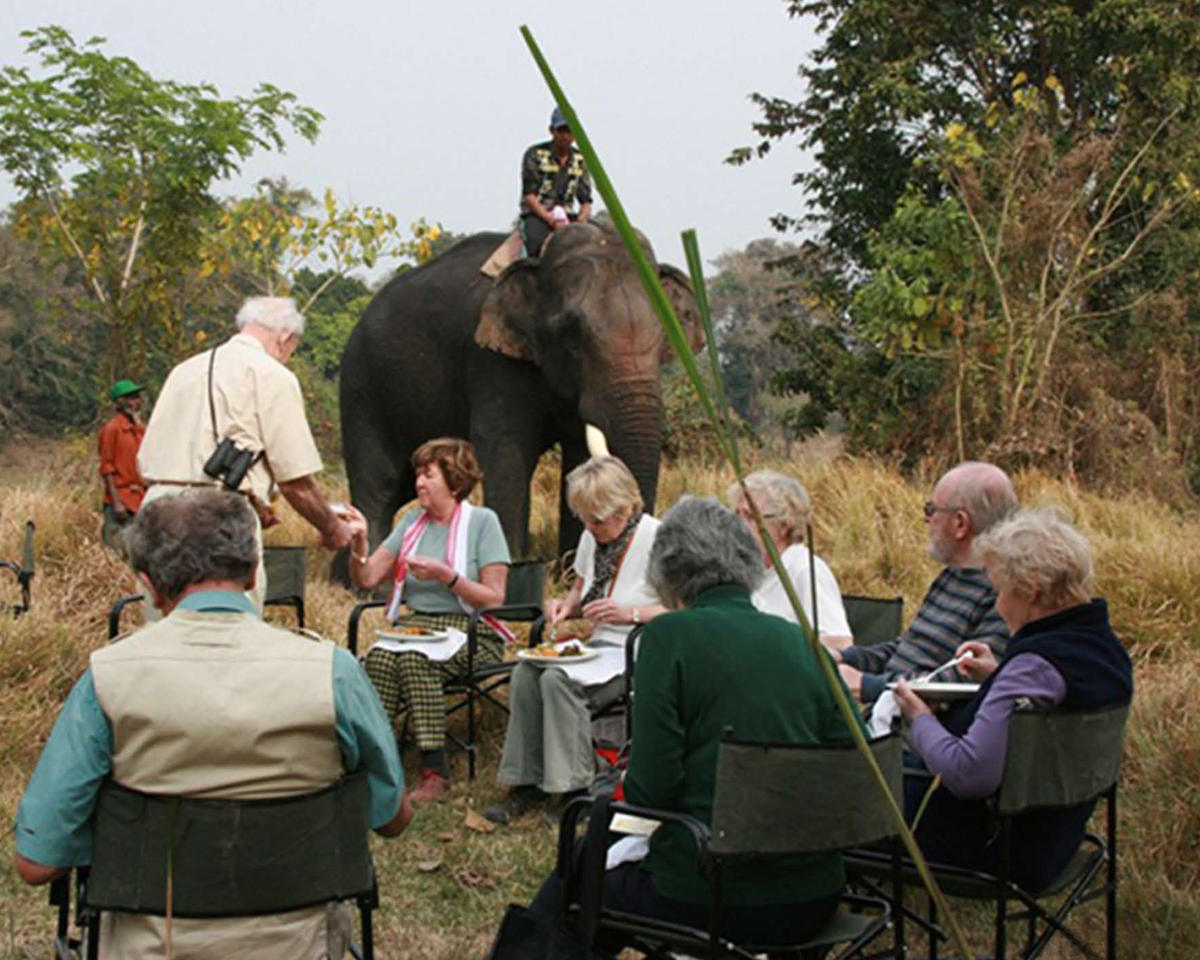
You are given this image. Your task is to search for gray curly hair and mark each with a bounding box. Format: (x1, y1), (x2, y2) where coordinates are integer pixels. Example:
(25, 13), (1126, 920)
(127, 489), (259, 600)
(727, 470), (812, 545)
(975, 507), (1093, 610)
(647, 497), (763, 609)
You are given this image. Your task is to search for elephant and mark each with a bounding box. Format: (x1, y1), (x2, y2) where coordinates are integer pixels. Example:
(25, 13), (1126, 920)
(339, 221), (702, 562)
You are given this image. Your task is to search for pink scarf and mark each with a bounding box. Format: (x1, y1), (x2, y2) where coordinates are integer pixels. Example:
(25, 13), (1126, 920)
(386, 502), (515, 643)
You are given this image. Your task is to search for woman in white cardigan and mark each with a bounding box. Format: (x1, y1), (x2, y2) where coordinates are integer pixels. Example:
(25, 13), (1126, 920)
(728, 470), (853, 649)
(486, 456), (665, 823)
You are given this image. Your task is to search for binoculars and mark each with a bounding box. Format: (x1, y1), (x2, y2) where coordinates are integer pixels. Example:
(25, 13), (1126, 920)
(203, 437), (257, 491)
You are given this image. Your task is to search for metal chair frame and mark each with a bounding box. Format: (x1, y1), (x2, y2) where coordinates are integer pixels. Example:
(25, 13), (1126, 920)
(847, 705), (1127, 960)
(347, 559), (546, 780)
(556, 733), (905, 960)
(1, 519), (35, 617)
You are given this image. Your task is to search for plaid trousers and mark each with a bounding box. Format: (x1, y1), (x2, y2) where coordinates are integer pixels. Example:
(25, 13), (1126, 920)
(362, 611), (503, 751)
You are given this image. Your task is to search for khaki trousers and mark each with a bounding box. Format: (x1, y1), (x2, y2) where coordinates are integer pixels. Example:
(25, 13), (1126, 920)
(497, 661), (624, 794)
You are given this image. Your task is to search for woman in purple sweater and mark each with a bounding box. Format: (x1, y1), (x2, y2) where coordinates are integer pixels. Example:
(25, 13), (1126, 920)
(894, 508), (1132, 892)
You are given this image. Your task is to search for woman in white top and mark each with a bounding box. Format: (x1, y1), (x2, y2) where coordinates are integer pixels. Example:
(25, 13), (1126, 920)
(728, 470), (853, 649)
(486, 456), (665, 823)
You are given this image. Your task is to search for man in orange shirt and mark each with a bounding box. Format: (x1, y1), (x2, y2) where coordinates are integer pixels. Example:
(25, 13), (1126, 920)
(99, 379), (147, 552)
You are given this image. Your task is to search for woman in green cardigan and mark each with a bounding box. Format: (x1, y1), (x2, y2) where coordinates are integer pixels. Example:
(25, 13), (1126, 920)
(526, 496), (863, 946)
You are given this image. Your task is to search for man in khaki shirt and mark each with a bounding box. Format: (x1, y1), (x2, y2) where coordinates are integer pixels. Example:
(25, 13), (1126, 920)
(15, 490), (412, 960)
(139, 296), (352, 609)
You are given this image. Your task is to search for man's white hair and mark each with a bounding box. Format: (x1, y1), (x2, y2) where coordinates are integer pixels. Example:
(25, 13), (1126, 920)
(235, 296), (306, 335)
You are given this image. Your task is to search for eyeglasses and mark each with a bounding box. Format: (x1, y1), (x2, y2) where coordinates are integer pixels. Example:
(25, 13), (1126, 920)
(923, 500), (960, 519)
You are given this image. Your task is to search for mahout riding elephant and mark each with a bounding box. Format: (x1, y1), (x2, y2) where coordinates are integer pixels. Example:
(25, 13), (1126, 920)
(339, 221), (702, 561)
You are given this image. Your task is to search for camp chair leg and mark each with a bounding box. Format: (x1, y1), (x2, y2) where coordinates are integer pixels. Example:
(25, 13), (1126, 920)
(1106, 788), (1118, 960)
(927, 894), (939, 960)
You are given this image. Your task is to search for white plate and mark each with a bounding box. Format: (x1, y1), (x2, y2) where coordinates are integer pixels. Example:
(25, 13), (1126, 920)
(376, 627), (453, 644)
(902, 681), (980, 701)
(517, 644), (600, 665)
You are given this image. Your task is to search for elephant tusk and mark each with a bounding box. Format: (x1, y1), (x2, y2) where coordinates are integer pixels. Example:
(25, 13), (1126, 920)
(585, 424), (611, 459)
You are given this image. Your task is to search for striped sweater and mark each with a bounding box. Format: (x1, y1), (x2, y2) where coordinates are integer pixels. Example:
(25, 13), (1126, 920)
(841, 566), (1010, 702)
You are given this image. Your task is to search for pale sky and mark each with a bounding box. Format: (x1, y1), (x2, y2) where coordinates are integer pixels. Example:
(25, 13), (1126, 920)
(0, 0), (821, 274)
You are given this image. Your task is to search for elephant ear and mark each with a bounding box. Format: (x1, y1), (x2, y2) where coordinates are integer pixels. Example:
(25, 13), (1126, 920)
(476, 260), (541, 363)
(658, 264), (705, 359)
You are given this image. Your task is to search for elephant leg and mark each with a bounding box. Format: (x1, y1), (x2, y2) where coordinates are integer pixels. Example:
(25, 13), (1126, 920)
(557, 436), (588, 567)
(472, 429), (539, 560)
(343, 420), (412, 571)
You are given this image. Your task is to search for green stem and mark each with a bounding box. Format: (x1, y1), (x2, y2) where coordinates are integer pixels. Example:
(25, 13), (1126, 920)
(520, 23), (977, 960)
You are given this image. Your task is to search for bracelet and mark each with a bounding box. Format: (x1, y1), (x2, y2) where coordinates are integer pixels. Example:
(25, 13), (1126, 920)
(447, 573), (460, 589)
(353, 553), (368, 566)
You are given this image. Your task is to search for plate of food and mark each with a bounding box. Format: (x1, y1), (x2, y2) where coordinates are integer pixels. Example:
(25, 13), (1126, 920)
(517, 640), (600, 664)
(899, 681), (980, 701)
(376, 626), (453, 643)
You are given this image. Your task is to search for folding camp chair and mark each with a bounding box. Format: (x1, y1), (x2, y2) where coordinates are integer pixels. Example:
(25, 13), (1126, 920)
(347, 558), (547, 780)
(48, 772), (379, 960)
(847, 703), (1129, 960)
(842, 594), (904, 647)
(106, 544), (308, 638)
(1, 519), (35, 617)
(555, 732), (905, 960)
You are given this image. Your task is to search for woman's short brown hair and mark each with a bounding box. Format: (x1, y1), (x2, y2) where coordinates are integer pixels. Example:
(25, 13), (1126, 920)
(411, 437), (483, 501)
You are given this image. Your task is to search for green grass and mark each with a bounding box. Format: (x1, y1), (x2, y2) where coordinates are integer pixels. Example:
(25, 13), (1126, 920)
(2, 438), (1199, 958)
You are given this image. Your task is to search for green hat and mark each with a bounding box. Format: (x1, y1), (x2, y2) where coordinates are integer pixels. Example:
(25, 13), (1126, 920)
(109, 379), (145, 401)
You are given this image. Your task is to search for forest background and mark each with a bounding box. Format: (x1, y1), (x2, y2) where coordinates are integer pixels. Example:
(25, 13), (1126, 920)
(3, 2), (1200, 957)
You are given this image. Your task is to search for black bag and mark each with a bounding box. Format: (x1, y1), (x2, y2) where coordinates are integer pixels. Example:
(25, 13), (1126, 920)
(485, 794), (613, 960)
(485, 904), (599, 960)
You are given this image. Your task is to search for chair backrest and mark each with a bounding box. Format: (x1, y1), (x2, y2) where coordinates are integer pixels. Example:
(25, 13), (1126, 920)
(263, 545), (306, 604)
(997, 704), (1130, 815)
(710, 734), (902, 857)
(842, 594), (904, 647)
(20, 519), (35, 580)
(87, 772), (373, 917)
(505, 559), (547, 606)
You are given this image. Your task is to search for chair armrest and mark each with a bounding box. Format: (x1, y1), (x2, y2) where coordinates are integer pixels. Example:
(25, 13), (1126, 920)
(610, 801), (713, 864)
(466, 604), (544, 653)
(348, 600), (388, 656)
(107, 594), (145, 640)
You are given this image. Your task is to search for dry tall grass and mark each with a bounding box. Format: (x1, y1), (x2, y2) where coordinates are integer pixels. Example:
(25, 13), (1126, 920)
(1, 438), (1197, 958)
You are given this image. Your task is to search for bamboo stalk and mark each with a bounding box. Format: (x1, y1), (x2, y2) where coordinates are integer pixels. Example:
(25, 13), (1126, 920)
(520, 24), (976, 959)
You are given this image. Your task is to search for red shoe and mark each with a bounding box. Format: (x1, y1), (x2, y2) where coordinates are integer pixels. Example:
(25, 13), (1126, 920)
(410, 768), (450, 804)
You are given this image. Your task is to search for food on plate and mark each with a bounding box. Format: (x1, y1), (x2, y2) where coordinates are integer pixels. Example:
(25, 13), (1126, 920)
(530, 640), (587, 658)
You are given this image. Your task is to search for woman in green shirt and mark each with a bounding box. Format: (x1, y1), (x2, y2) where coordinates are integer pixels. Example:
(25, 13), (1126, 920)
(525, 496), (862, 946)
(347, 437), (510, 803)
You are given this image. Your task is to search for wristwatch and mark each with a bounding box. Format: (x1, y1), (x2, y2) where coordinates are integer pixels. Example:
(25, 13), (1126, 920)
(631, 606), (640, 625)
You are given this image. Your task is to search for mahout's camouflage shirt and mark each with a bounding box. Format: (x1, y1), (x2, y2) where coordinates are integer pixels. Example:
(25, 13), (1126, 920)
(520, 140), (593, 215)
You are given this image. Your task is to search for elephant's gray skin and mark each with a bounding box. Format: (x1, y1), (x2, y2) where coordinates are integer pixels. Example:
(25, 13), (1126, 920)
(339, 221), (702, 562)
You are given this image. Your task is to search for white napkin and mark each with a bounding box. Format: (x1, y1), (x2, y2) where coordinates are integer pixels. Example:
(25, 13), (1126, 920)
(868, 689), (903, 738)
(369, 628), (467, 662)
(606, 835), (652, 871)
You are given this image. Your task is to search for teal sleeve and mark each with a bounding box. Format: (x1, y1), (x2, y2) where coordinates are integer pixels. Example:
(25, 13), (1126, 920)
(15, 670), (113, 868)
(380, 510), (416, 556)
(472, 508), (511, 568)
(624, 624), (686, 809)
(332, 648), (405, 829)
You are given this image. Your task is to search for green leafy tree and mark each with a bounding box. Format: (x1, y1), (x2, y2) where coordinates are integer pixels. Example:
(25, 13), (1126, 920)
(0, 26), (321, 381)
(707, 238), (810, 442)
(734, 1), (1200, 484)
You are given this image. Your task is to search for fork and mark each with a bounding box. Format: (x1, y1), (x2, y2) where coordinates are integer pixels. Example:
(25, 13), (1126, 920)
(920, 650), (974, 683)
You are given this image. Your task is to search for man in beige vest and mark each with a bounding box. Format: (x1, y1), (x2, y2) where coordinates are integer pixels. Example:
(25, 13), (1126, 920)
(138, 295), (353, 612)
(15, 490), (411, 959)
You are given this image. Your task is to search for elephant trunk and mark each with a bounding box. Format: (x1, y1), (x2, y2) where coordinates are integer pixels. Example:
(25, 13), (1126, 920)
(600, 383), (663, 514)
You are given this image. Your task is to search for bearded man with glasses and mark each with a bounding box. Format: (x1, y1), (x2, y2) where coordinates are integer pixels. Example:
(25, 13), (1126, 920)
(833, 461), (1018, 703)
